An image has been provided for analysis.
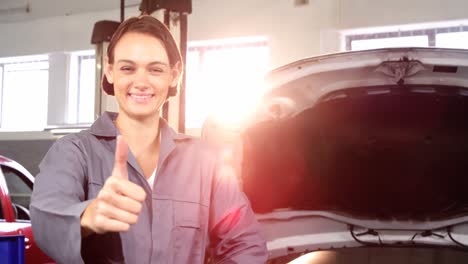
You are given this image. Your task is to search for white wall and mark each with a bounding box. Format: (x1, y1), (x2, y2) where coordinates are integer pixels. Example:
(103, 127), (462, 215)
(339, 0), (468, 29)
(1, 0), (468, 69)
(0, 7), (139, 57)
(188, 0), (468, 67)
(47, 53), (69, 125)
(189, 0), (340, 68)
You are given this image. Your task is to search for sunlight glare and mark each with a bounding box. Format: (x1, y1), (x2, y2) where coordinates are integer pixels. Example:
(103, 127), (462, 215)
(186, 42), (269, 129)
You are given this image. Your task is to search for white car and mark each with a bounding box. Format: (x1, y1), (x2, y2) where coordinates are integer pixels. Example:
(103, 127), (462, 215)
(222, 47), (468, 263)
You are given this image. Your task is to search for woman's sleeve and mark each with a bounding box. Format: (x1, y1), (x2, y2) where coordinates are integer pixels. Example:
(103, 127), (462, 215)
(30, 135), (91, 264)
(208, 152), (269, 263)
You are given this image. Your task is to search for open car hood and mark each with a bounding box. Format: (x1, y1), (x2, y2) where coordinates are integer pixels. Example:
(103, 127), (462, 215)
(238, 48), (468, 260)
(245, 47), (468, 126)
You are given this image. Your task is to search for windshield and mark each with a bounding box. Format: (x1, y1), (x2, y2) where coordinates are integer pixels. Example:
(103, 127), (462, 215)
(1, 165), (33, 220)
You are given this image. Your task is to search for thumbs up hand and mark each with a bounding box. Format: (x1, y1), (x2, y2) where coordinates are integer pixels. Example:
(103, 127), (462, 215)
(80, 136), (147, 236)
(112, 134), (130, 180)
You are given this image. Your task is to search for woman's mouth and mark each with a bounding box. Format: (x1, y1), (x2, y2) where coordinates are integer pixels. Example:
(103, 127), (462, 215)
(128, 93), (154, 103)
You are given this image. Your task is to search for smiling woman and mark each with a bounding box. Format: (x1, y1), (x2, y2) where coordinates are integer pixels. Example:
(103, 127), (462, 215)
(30, 15), (268, 264)
(105, 32), (181, 121)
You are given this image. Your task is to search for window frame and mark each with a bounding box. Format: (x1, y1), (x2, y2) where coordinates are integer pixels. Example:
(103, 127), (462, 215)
(68, 50), (96, 125)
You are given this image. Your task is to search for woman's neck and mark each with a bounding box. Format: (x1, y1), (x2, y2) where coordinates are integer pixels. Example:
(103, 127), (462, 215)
(115, 112), (161, 155)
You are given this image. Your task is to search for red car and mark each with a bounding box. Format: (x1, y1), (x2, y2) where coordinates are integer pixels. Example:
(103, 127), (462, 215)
(0, 155), (54, 263)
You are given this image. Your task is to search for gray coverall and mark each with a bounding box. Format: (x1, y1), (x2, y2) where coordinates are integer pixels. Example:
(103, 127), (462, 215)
(30, 112), (268, 264)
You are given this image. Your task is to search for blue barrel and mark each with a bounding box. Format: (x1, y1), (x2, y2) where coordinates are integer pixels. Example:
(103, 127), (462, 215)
(0, 235), (24, 264)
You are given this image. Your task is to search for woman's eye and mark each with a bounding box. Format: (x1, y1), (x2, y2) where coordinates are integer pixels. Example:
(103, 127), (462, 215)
(150, 68), (164, 73)
(120, 66), (134, 72)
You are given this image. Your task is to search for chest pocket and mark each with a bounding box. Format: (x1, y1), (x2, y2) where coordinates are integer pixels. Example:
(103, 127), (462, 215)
(172, 200), (206, 264)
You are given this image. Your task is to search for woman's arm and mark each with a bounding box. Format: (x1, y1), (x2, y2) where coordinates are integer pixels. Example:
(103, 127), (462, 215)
(30, 135), (90, 264)
(208, 154), (269, 263)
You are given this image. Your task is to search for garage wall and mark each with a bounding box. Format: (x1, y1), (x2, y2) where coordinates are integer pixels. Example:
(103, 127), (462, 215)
(0, 0), (467, 68)
(0, 7), (138, 58)
(189, 0), (339, 69)
(339, 0), (468, 29)
(1, 0), (467, 170)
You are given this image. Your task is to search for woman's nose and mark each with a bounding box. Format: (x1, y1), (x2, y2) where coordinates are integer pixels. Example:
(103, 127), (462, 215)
(133, 69), (149, 88)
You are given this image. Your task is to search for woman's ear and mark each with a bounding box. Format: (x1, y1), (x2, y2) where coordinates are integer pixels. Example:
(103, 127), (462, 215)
(104, 56), (114, 84)
(170, 61), (183, 87)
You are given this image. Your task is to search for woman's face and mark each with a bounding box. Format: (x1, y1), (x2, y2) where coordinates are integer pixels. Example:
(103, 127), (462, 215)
(105, 32), (180, 120)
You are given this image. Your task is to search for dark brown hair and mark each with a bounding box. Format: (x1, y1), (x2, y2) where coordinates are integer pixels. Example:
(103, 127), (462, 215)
(102, 15), (183, 96)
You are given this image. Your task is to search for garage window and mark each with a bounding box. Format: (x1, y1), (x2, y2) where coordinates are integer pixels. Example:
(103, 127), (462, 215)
(346, 25), (468, 51)
(0, 50), (96, 131)
(351, 35), (429, 51)
(0, 55), (49, 131)
(436, 31), (468, 49)
(185, 37), (270, 129)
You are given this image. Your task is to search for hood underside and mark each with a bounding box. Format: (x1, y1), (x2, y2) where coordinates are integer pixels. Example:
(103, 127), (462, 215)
(242, 84), (468, 219)
(246, 48), (468, 127)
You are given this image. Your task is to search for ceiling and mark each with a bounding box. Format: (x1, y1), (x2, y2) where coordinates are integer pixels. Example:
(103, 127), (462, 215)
(0, 0), (141, 23)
